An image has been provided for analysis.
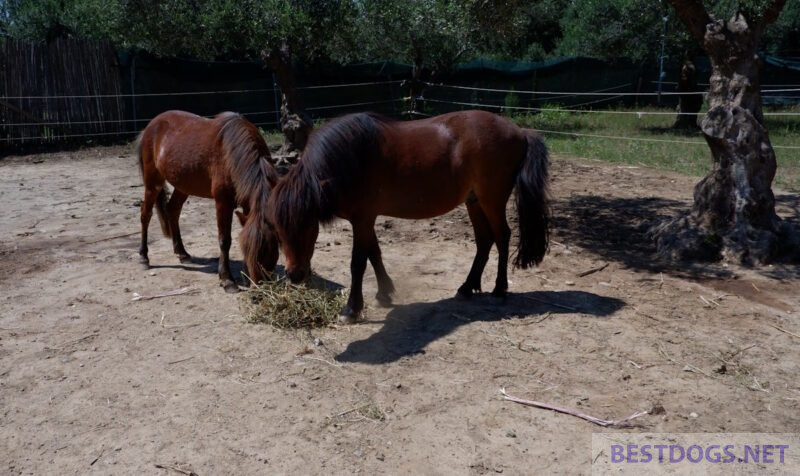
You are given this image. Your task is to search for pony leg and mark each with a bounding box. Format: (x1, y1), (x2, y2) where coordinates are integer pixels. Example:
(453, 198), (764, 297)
(367, 228), (395, 306)
(215, 198), (239, 293)
(339, 220), (373, 324)
(138, 184), (162, 269)
(484, 204), (511, 299)
(167, 189), (191, 263)
(457, 196), (494, 299)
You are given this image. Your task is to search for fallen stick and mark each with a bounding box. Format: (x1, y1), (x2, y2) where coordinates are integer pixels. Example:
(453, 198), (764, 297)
(500, 388), (648, 428)
(576, 263), (608, 278)
(55, 333), (99, 350)
(154, 463), (198, 476)
(523, 295), (579, 312)
(85, 231), (139, 245)
(159, 312), (202, 329)
(769, 324), (800, 340)
(132, 287), (199, 301)
(167, 356), (194, 365)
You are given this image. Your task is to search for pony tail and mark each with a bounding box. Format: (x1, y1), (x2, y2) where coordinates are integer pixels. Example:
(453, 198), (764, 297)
(154, 189), (171, 238)
(513, 131), (550, 269)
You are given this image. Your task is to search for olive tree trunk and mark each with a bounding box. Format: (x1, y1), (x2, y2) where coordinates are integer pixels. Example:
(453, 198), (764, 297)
(263, 43), (313, 167)
(653, 0), (796, 264)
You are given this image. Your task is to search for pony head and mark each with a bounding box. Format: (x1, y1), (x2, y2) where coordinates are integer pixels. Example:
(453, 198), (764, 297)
(267, 112), (384, 284)
(267, 163), (320, 283)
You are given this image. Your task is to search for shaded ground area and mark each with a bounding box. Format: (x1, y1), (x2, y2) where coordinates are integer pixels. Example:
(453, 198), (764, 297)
(1, 147), (799, 474)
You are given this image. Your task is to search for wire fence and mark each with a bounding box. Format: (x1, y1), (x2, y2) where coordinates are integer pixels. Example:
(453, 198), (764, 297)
(2, 78), (799, 152)
(0, 80), (406, 145)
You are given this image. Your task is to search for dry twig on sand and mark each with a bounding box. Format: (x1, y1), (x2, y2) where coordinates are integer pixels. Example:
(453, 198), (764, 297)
(132, 287), (199, 301)
(576, 263), (608, 278)
(500, 388), (648, 428)
(86, 231), (139, 245)
(154, 463), (198, 476)
(769, 324), (800, 340)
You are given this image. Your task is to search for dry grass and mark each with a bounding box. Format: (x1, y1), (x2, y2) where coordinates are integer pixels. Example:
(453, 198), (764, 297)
(243, 277), (347, 329)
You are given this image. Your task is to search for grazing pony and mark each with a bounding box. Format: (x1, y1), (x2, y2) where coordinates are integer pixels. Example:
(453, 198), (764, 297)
(268, 110), (550, 322)
(137, 111), (279, 292)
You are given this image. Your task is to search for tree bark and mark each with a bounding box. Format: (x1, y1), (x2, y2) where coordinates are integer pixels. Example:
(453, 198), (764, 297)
(263, 43), (313, 167)
(672, 60), (702, 130)
(653, 1), (796, 264)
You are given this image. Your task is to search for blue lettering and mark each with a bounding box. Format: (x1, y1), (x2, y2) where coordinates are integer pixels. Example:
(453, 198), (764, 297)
(686, 445), (703, 463)
(627, 445), (638, 463)
(670, 445), (685, 463)
(654, 444), (667, 463)
(640, 445), (652, 463)
(705, 445), (721, 463)
(744, 445), (759, 463)
(612, 445), (624, 463)
(722, 445), (736, 463)
(776, 445), (788, 463)
(762, 445), (774, 463)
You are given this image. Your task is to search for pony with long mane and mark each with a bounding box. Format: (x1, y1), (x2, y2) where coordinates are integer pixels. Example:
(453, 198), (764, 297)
(137, 111), (279, 292)
(268, 110), (550, 322)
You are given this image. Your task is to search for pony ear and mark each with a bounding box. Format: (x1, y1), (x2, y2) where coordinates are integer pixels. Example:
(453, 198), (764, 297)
(235, 210), (247, 226)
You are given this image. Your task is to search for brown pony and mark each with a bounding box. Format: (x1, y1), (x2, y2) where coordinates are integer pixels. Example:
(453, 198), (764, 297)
(268, 110), (550, 322)
(137, 111), (279, 292)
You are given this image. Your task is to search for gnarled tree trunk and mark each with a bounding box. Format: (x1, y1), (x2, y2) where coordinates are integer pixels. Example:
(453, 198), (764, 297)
(263, 43), (313, 169)
(653, 0), (796, 264)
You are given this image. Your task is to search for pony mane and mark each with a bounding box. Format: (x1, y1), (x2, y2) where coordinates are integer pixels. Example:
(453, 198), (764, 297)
(217, 112), (278, 280)
(271, 112), (389, 237)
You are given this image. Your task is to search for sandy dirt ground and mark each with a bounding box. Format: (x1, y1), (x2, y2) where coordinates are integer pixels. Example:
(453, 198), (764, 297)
(1, 145), (799, 475)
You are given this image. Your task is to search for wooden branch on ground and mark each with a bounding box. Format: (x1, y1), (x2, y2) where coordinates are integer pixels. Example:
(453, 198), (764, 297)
(132, 287), (199, 301)
(500, 388), (648, 428)
(576, 263), (608, 278)
(154, 463), (198, 476)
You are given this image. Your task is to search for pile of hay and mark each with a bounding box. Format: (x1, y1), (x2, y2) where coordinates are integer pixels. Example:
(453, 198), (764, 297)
(243, 277), (347, 329)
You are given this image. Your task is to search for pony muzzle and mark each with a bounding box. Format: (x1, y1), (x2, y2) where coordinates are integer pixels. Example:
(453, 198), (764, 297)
(286, 267), (310, 284)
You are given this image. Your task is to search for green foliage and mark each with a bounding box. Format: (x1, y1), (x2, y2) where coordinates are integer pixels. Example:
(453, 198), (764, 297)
(472, 0), (568, 61)
(351, 0), (474, 72)
(762, 1), (800, 56)
(2, 0), (795, 64)
(3, 0), (123, 42)
(4, 0), (356, 61)
(557, 0), (694, 63)
(558, 0), (796, 62)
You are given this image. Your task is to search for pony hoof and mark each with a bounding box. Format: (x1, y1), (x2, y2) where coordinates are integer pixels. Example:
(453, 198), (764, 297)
(338, 306), (359, 324)
(375, 292), (393, 307)
(338, 313), (358, 325)
(456, 285), (479, 300)
(490, 289), (508, 302)
(178, 254), (193, 264)
(138, 258), (150, 270)
(221, 280), (240, 293)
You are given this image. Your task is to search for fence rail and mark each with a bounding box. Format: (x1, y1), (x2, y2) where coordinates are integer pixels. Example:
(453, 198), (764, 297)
(2, 38), (799, 149)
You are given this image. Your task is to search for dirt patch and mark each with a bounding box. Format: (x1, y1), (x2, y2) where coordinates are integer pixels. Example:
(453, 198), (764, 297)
(1, 147), (799, 474)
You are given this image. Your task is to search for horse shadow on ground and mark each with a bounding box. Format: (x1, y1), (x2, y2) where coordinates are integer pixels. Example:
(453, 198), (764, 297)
(148, 256), (224, 275)
(336, 290), (625, 365)
(552, 194), (800, 281)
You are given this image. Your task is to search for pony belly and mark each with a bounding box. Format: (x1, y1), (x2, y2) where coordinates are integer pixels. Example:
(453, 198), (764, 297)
(378, 185), (469, 220)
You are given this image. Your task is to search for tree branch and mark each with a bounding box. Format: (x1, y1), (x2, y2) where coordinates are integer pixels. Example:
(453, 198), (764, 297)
(666, 0), (712, 44)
